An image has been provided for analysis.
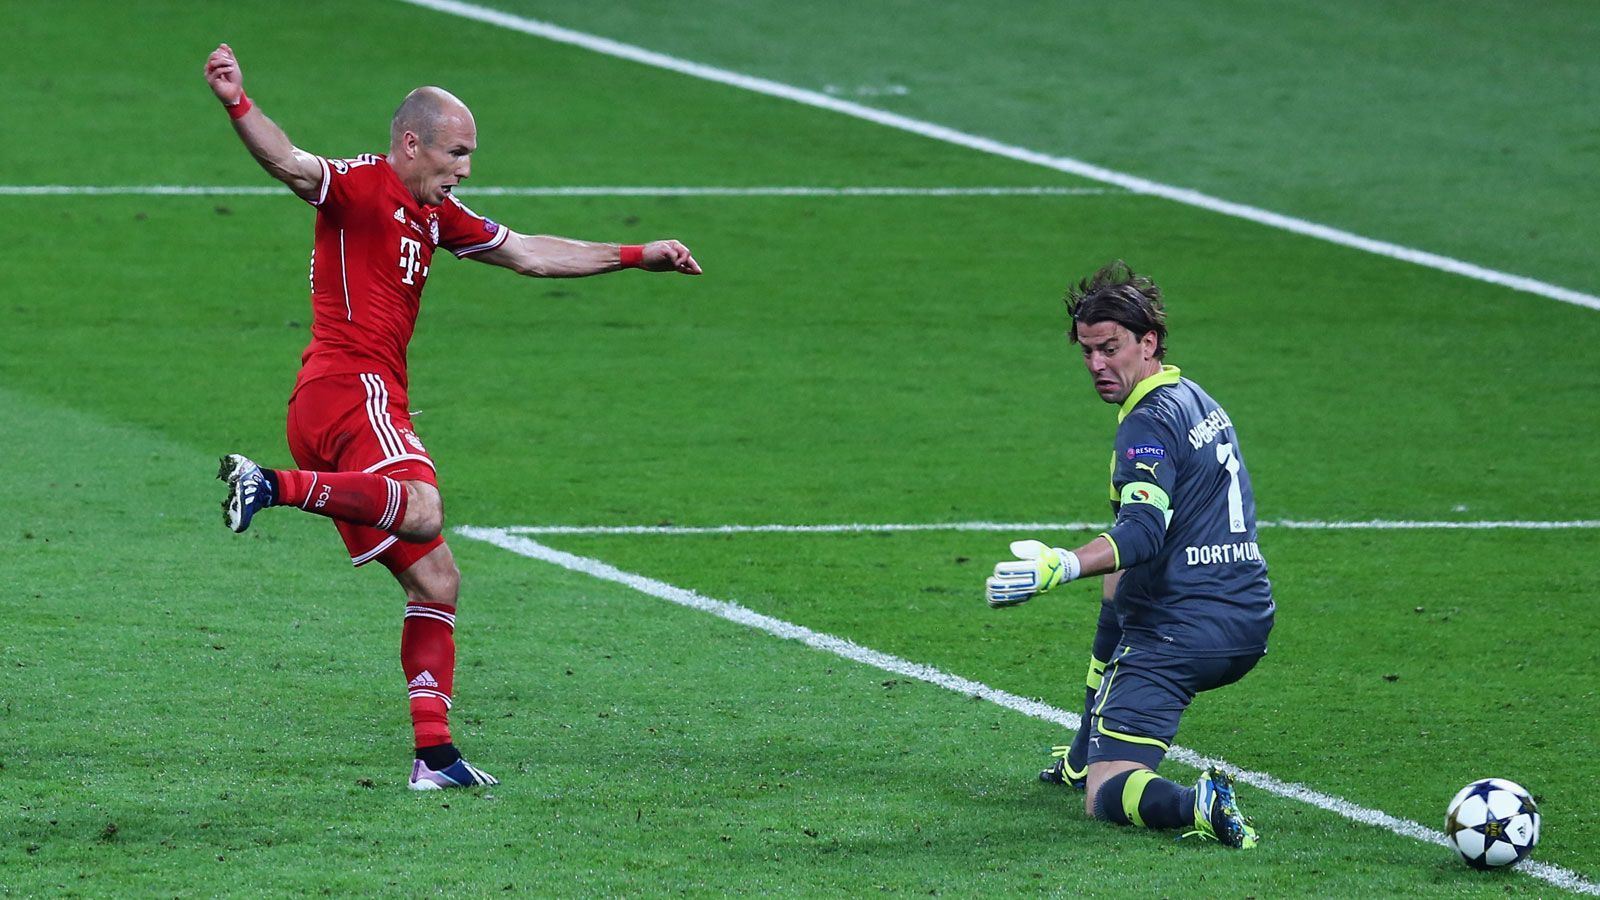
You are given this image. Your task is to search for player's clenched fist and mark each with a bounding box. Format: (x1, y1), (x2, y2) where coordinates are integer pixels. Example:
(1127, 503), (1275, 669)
(204, 43), (244, 106)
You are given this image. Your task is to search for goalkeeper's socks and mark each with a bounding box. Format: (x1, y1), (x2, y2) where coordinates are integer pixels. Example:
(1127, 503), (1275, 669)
(1093, 769), (1195, 830)
(403, 601), (457, 749)
(415, 742), (462, 770)
(268, 469), (409, 532)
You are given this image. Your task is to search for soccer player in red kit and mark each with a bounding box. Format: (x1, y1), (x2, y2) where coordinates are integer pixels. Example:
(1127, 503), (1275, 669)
(203, 43), (701, 790)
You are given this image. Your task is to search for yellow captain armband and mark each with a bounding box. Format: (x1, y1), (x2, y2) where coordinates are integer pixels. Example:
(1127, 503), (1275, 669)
(1118, 481), (1170, 513)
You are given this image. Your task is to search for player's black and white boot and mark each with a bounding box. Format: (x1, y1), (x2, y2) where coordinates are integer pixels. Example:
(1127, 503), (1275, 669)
(218, 453), (274, 533)
(408, 757), (499, 790)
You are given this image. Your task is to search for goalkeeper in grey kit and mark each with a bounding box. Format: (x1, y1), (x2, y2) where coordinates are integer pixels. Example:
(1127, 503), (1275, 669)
(985, 261), (1275, 848)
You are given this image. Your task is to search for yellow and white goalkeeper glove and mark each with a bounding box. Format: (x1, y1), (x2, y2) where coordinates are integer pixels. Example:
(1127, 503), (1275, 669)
(985, 539), (1081, 608)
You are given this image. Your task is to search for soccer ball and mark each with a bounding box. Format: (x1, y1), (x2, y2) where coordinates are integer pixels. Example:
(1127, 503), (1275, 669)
(1444, 778), (1540, 869)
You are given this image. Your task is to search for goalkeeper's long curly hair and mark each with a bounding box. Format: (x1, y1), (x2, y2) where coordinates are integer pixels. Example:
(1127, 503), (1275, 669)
(1064, 260), (1168, 359)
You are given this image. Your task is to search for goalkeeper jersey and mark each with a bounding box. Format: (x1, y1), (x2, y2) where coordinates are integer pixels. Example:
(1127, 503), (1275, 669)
(1100, 366), (1275, 657)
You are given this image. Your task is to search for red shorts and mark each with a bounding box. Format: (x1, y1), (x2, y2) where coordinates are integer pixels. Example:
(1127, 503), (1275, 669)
(286, 372), (443, 573)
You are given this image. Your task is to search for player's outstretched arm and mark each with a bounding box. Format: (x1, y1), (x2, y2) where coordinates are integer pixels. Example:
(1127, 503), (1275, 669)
(203, 43), (323, 203)
(476, 232), (702, 278)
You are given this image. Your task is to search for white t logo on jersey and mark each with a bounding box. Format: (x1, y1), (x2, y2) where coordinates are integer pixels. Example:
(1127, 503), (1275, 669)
(398, 236), (428, 285)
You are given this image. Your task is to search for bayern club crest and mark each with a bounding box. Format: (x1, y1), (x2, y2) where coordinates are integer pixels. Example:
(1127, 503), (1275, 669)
(399, 429), (427, 453)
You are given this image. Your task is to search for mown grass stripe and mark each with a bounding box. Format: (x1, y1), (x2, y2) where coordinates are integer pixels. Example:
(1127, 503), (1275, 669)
(394, 0), (1600, 313)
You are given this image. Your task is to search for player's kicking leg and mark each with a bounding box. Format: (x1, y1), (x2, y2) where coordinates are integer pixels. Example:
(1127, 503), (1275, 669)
(227, 374), (497, 789)
(217, 453), (410, 535)
(219, 452), (497, 788)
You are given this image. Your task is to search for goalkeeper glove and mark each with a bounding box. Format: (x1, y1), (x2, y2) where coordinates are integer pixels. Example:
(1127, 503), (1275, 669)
(986, 539), (1081, 608)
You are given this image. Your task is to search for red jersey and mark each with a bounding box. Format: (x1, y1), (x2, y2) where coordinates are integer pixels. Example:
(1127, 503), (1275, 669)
(293, 153), (509, 399)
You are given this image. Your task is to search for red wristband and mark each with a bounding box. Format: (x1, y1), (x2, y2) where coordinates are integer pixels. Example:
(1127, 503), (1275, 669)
(619, 244), (644, 268)
(226, 92), (253, 120)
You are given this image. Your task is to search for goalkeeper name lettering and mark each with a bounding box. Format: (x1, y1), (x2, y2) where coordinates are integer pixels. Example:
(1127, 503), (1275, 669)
(1185, 541), (1262, 566)
(1186, 407), (1233, 449)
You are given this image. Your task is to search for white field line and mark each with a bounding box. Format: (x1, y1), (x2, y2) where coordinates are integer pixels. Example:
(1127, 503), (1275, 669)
(502, 519), (1600, 536)
(394, 0), (1600, 314)
(0, 184), (1112, 198)
(456, 525), (1597, 895)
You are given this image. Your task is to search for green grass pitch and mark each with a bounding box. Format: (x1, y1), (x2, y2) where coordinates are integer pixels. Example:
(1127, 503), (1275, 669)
(3, 0), (1598, 895)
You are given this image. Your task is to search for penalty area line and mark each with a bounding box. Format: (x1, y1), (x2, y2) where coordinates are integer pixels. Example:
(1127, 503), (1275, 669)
(457, 524), (1597, 895)
(499, 518), (1600, 536)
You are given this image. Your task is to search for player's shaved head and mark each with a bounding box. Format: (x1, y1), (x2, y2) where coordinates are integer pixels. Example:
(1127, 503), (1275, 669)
(388, 86), (477, 206)
(391, 86), (473, 149)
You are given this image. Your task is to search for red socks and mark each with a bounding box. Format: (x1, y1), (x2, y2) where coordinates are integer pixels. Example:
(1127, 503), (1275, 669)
(270, 469), (454, 751)
(402, 602), (457, 749)
(271, 469), (408, 532)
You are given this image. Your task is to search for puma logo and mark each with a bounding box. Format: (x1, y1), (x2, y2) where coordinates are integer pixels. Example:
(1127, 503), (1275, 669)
(1135, 461), (1161, 478)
